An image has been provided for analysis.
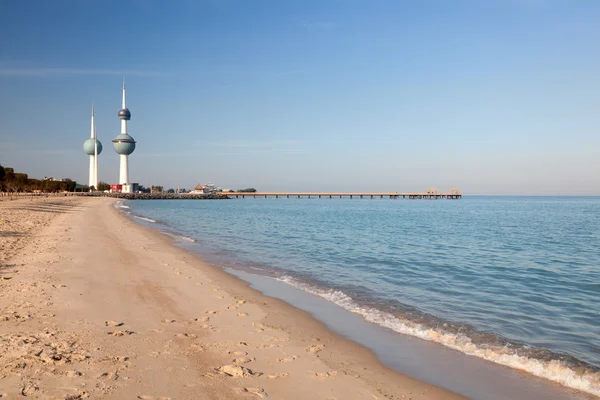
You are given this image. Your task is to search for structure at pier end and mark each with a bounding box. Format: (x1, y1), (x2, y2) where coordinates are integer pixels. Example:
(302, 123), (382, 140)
(112, 80), (137, 193)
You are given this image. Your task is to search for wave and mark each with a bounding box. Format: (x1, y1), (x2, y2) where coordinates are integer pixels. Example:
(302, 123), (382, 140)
(177, 234), (196, 243)
(114, 200), (131, 209)
(133, 215), (157, 223)
(276, 275), (600, 397)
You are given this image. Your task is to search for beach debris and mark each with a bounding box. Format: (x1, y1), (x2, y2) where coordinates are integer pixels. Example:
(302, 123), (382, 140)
(306, 344), (325, 353)
(237, 312), (249, 317)
(105, 320), (124, 327)
(107, 330), (134, 336)
(63, 393), (88, 400)
(216, 365), (259, 378)
(176, 333), (197, 339)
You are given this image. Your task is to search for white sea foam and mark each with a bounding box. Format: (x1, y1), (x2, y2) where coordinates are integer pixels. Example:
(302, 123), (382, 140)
(133, 215), (157, 223)
(114, 201), (130, 209)
(276, 275), (600, 397)
(177, 235), (196, 243)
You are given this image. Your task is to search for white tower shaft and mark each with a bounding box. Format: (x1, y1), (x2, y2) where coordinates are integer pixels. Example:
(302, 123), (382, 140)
(119, 80), (130, 185)
(93, 116), (98, 190)
(89, 157), (94, 188)
(119, 154), (129, 185)
(89, 103), (96, 189)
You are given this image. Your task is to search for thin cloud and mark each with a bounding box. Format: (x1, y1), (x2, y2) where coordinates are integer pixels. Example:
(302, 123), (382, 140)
(0, 67), (166, 77)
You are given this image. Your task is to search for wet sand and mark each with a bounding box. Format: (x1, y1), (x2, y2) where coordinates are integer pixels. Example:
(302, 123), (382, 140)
(0, 196), (463, 399)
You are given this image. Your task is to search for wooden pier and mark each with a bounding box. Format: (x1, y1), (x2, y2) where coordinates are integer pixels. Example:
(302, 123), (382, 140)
(224, 190), (462, 200)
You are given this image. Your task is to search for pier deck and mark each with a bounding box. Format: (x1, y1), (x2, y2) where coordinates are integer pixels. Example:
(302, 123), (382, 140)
(224, 192), (462, 200)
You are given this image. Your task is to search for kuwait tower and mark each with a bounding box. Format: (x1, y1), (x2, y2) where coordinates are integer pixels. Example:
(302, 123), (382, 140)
(112, 80), (136, 185)
(83, 103), (102, 190)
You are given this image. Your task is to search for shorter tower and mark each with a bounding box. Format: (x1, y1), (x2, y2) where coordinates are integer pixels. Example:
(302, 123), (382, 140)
(112, 80), (136, 185)
(83, 103), (102, 190)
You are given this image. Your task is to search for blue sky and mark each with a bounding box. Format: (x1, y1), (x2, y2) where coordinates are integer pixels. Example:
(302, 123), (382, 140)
(1, 0), (599, 194)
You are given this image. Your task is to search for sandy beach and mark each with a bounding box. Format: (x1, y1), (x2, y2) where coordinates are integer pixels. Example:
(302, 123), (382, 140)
(0, 196), (464, 399)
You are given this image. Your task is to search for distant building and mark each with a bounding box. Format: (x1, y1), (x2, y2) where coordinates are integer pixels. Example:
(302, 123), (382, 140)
(110, 183), (138, 193)
(191, 184), (204, 194)
(122, 183), (139, 193)
(203, 182), (222, 194)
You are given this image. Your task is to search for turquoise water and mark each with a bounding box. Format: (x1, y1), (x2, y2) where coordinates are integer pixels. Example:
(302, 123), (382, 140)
(124, 197), (600, 396)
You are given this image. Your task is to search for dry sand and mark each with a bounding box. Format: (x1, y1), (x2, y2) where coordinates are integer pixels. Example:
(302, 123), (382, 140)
(0, 196), (464, 399)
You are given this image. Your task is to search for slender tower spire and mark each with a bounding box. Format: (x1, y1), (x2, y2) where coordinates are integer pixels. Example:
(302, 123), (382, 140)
(113, 78), (136, 188)
(122, 78), (126, 108)
(84, 102), (102, 190)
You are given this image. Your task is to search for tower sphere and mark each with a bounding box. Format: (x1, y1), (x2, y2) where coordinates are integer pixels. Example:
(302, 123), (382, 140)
(118, 108), (131, 120)
(83, 138), (103, 155)
(112, 134), (136, 155)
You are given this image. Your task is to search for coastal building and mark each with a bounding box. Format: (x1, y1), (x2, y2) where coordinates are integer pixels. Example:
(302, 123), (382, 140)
(203, 182), (222, 194)
(109, 183), (139, 193)
(83, 103), (102, 190)
(112, 80), (136, 192)
(191, 184), (204, 194)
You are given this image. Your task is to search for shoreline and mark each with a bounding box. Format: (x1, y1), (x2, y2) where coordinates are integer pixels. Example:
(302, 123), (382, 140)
(0, 196), (463, 399)
(123, 198), (600, 400)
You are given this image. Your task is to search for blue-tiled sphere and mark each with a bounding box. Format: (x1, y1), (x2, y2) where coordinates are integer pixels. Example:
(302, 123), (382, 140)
(118, 108), (131, 120)
(112, 134), (136, 155)
(83, 138), (103, 155)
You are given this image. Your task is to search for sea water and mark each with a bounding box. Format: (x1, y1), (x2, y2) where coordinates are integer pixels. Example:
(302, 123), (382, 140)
(125, 197), (600, 396)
